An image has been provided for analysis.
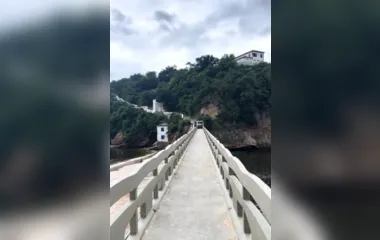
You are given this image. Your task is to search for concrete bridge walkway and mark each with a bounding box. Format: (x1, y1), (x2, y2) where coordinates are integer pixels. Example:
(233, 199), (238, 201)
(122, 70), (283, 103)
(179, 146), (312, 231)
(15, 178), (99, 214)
(111, 128), (270, 240)
(142, 130), (237, 239)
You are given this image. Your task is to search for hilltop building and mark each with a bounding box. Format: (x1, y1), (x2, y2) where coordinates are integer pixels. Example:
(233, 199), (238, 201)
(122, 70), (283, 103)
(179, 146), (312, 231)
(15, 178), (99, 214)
(235, 50), (264, 65)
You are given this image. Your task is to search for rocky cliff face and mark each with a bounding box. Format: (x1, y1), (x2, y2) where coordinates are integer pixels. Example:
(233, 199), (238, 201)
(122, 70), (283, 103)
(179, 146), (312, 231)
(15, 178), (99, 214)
(111, 131), (124, 146)
(112, 130), (151, 148)
(211, 113), (271, 149)
(200, 103), (219, 118)
(199, 104), (271, 149)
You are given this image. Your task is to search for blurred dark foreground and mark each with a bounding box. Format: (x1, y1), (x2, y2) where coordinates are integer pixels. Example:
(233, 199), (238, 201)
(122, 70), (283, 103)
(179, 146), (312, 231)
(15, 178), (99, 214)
(273, 0), (380, 239)
(3, 0), (380, 239)
(0, 4), (109, 240)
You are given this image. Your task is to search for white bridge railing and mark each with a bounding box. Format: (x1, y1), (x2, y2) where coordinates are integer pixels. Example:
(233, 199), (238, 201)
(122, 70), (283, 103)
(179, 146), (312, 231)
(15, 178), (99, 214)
(110, 128), (196, 240)
(204, 128), (271, 240)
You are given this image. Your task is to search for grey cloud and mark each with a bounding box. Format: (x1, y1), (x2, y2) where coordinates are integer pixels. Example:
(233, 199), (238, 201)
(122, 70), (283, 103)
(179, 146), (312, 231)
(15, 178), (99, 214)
(111, 9), (127, 22)
(111, 8), (137, 37)
(153, 9), (208, 47)
(111, 0), (271, 80)
(111, 29), (151, 52)
(238, 15), (270, 37)
(225, 30), (237, 36)
(111, 8), (133, 25)
(112, 26), (136, 36)
(204, 0), (271, 35)
(154, 10), (175, 23)
(154, 10), (177, 33)
(155, 0), (270, 49)
(259, 26), (271, 36)
(158, 22), (209, 48)
(111, 60), (145, 80)
(158, 23), (172, 32)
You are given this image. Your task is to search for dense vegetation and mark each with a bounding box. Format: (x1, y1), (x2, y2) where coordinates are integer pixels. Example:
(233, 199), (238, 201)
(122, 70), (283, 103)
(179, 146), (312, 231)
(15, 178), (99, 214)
(110, 94), (189, 147)
(111, 54), (271, 137)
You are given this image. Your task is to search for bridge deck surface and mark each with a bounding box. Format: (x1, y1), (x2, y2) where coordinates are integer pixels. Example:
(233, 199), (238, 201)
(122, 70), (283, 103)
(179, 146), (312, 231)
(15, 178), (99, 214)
(142, 130), (237, 240)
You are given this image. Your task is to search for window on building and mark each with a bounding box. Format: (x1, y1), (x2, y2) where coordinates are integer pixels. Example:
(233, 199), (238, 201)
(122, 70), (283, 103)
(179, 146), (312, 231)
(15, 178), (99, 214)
(260, 54), (263, 58)
(161, 135), (164, 140)
(253, 53), (257, 57)
(161, 127), (164, 132)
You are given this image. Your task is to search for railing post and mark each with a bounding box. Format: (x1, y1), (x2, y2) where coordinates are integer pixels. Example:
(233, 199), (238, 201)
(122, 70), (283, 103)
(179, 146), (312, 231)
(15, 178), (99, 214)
(153, 168), (159, 199)
(217, 154), (222, 167)
(130, 188), (138, 235)
(225, 176), (230, 191)
(141, 203), (147, 218)
(243, 187), (251, 234)
(174, 149), (179, 167)
(183, 141), (186, 152)
(172, 150), (177, 168)
(237, 201), (243, 217)
(160, 176), (165, 190)
(228, 168), (235, 198)
(243, 212), (251, 234)
(243, 187), (250, 200)
(168, 155), (173, 176)
(141, 194), (152, 219)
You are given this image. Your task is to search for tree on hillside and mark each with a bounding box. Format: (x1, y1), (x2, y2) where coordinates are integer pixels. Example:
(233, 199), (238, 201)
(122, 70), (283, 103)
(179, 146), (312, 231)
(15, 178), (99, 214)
(138, 90), (155, 106)
(158, 66), (177, 83)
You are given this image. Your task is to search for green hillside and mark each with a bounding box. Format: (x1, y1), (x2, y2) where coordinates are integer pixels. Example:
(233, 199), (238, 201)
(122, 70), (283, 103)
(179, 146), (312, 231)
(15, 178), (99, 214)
(110, 54), (271, 146)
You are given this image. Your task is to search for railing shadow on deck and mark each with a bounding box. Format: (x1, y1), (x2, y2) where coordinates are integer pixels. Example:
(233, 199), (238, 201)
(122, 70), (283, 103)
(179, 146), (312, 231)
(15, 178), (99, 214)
(110, 128), (197, 240)
(204, 128), (271, 240)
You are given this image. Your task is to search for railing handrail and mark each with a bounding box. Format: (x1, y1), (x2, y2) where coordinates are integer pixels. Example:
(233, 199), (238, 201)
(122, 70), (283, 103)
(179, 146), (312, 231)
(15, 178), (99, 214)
(110, 152), (157, 171)
(203, 128), (271, 240)
(110, 127), (196, 240)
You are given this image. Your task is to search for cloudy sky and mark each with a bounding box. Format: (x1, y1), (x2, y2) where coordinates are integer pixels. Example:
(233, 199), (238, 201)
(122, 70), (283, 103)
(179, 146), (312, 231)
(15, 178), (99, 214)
(111, 0), (271, 81)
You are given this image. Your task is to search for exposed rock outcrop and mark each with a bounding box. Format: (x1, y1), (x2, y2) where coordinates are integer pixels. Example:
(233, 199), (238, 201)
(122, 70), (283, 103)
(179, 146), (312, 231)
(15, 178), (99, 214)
(134, 138), (151, 148)
(111, 130), (150, 148)
(111, 131), (124, 146)
(199, 104), (270, 149)
(211, 113), (271, 149)
(149, 141), (169, 150)
(200, 104), (219, 118)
